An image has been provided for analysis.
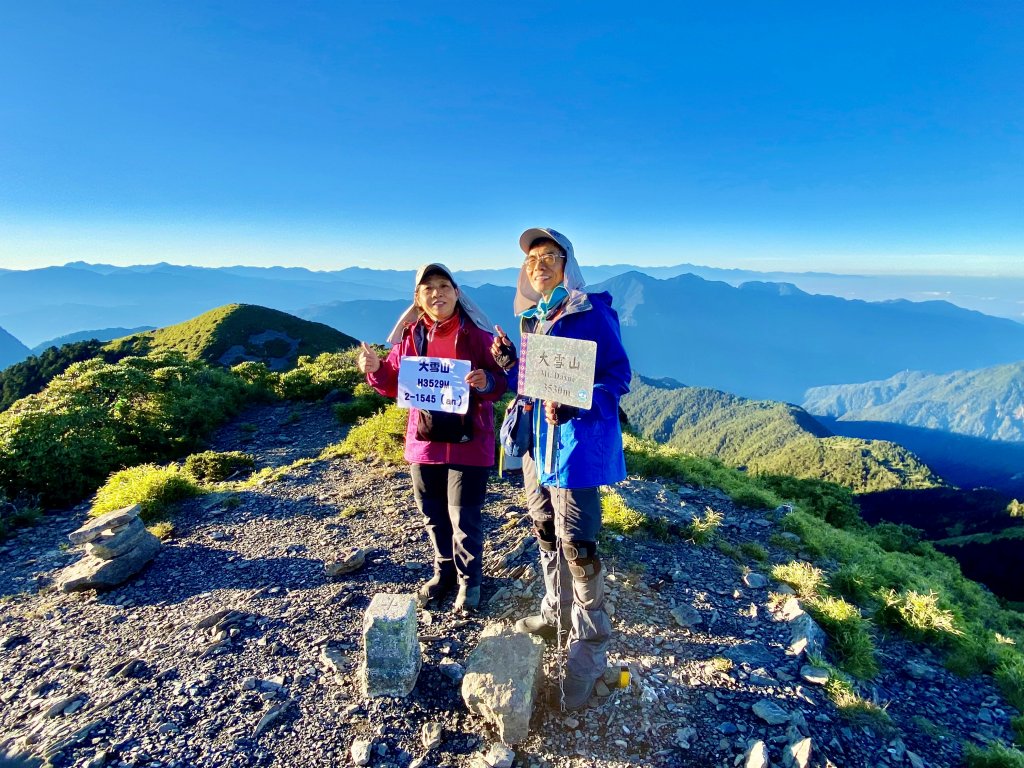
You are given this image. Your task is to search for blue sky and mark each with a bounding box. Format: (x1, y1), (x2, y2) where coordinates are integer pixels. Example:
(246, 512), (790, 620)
(1, 2), (1022, 274)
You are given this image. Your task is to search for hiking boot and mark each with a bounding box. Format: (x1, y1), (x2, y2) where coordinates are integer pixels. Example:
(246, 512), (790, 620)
(416, 570), (455, 607)
(453, 584), (480, 613)
(551, 673), (596, 711)
(514, 614), (567, 641)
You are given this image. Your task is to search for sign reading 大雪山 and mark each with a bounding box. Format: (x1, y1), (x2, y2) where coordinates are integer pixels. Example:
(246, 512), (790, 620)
(518, 334), (597, 409)
(397, 356), (471, 414)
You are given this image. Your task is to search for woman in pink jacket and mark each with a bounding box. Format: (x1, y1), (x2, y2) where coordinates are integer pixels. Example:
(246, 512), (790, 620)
(357, 263), (507, 612)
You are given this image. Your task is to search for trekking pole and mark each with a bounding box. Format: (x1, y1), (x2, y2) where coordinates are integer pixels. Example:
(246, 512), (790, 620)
(549, 409), (566, 711)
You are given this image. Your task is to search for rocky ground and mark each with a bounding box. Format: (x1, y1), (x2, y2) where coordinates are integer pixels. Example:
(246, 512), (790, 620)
(0, 401), (1019, 768)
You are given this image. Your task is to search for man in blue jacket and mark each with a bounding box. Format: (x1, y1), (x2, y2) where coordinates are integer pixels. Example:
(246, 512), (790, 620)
(492, 227), (631, 709)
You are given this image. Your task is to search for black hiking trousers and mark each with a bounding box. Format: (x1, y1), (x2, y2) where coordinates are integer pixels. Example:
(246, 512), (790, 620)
(410, 463), (488, 588)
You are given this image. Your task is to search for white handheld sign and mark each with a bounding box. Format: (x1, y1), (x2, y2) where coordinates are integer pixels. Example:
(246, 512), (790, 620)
(517, 334), (597, 409)
(397, 356), (471, 414)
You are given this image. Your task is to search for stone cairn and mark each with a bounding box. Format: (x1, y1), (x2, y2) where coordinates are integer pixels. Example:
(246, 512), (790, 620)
(57, 504), (161, 593)
(361, 593), (421, 698)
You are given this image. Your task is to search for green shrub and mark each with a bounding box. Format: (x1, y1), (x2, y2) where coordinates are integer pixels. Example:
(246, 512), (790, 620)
(229, 361), (278, 399)
(683, 506), (723, 545)
(0, 353), (256, 507)
(740, 541), (769, 563)
(334, 391), (391, 426)
(327, 404), (407, 465)
(963, 742), (1024, 768)
(806, 595), (879, 679)
(769, 532), (801, 554)
(184, 451), (256, 482)
(707, 656), (734, 673)
(337, 505), (363, 520)
(995, 652), (1024, 711)
(830, 562), (878, 605)
(757, 474), (861, 529)
(911, 714), (949, 741)
(868, 522), (927, 553)
(772, 561), (826, 598)
(602, 491), (648, 536)
(876, 589), (963, 643)
(148, 521), (176, 540)
(0, 490), (42, 540)
(276, 351), (362, 401)
(91, 464), (204, 522)
(823, 672), (892, 728)
(715, 540), (741, 560)
(945, 632), (1002, 677)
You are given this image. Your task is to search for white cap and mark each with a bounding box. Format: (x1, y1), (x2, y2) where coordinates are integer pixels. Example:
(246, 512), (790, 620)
(519, 227), (573, 257)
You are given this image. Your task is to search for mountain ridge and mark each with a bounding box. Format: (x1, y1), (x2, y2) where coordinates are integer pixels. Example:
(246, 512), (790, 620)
(595, 271), (1024, 402)
(803, 361), (1024, 443)
(621, 374), (942, 494)
(0, 325), (30, 369)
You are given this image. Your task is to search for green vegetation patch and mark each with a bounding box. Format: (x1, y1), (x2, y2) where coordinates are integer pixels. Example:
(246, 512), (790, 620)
(0, 339), (115, 413)
(0, 490), (42, 541)
(757, 474), (861, 529)
(821, 669), (892, 729)
(622, 376), (942, 494)
(683, 506), (723, 545)
(739, 541), (769, 563)
(963, 742), (1024, 768)
(805, 595), (879, 679)
(91, 464), (204, 523)
(601, 491), (649, 536)
(622, 433), (780, 510)
(781, 507), (1024, 709)
(148, 521), (176, 540)
(995, 653), (1024, 712)
(772, 561), (826, 598)
(0, 353), (257, 507)
(184, 451), (256, 482)
(876, 588), (963, 642)
(599, 490), (669, 540)
(275, 349), (363, 400)
(326, 404), (407, 465)
(334, 382), (391, 425)
(106, 304), (357, 368)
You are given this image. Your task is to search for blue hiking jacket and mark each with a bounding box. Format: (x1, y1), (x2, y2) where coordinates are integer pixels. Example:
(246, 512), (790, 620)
(509, 290), (630, 488)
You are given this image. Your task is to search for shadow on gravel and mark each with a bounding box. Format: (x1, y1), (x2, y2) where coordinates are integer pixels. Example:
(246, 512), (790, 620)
(114, 544), (329, 607)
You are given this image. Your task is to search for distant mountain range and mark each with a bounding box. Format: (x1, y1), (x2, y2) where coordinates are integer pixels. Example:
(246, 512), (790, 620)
(0, 263), (408, 346)
(621, 374), (941, 494)
(5, 263), (1024, 403)
(0, 326), (30, 369)
(803, 363), (1024, 443)
(4, 260), (1024, 348)
(598, 272), (1024, 402)
(305, 273), (1024, 403)
(31, 327), (156, 354)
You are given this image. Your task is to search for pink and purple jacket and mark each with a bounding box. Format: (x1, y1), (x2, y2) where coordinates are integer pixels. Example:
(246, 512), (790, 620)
(365, 315), (508, 467)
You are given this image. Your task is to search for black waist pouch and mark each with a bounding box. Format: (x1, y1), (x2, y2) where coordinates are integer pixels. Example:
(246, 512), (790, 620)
(415, 408), (474, 444)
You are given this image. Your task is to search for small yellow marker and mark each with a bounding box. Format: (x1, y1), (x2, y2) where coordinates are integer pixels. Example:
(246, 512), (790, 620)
(617, 666), (631, 689)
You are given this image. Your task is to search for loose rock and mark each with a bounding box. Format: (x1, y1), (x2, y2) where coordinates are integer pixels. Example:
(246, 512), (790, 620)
(462, 623), (544, 745)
